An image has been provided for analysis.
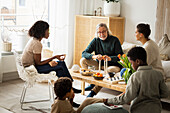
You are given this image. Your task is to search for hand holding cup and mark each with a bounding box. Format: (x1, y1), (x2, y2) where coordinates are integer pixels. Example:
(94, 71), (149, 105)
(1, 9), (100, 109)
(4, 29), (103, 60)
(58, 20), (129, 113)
(60, 54), (66, 61)
(55, 54), (66, 61)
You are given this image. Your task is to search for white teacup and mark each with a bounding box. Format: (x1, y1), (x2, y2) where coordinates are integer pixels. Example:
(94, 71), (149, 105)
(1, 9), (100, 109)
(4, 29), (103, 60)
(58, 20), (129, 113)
(60, 54), (66, 59)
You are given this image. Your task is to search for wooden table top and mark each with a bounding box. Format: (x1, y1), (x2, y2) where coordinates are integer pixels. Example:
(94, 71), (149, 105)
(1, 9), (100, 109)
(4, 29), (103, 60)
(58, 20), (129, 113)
(69, 69), (126, 92)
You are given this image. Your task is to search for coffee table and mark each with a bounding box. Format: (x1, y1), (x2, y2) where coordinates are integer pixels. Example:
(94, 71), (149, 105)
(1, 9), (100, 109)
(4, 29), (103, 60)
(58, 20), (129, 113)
(69, 69), (126, 95)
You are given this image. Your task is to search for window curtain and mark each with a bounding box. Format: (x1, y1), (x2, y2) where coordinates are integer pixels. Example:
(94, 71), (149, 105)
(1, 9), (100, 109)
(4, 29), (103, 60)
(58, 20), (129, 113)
(0, 34), (2, 83)
(155, 0), (170, 43)
(49, 0), (82, 68)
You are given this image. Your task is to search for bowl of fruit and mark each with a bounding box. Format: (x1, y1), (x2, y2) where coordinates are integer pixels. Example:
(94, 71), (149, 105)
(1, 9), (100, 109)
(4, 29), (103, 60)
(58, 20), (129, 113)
(93, 73), (104, 80)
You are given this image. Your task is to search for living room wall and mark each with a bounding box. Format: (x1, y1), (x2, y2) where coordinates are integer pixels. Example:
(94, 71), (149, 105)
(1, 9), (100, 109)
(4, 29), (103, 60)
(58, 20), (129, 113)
(0, 0), (157, 82)
(121, 0), (157, 44)
(94, 0), (157, 45)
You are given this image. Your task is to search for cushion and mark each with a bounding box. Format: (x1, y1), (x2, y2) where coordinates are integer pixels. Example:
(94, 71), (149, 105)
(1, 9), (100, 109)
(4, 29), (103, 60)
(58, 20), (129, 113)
(25, 65), (38, 75)
(121, 42), (137, 54)
(25, 65), (57, 82)
(81, 103), (129, 113)
(161, 60), (170, 78)
(158, 34), (170, 60)
(160, 54), (169, 61)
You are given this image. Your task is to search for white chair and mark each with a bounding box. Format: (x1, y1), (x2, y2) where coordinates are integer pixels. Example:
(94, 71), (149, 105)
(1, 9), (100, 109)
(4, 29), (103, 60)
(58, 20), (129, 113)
(13, 50), (58, 110)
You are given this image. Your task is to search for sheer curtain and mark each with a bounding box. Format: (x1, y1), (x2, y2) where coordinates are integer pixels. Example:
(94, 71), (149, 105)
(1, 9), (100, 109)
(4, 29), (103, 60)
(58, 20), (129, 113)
(155, 0), (170, 43)
(0, 34), (2, 83)
(49, 0), (82, 68)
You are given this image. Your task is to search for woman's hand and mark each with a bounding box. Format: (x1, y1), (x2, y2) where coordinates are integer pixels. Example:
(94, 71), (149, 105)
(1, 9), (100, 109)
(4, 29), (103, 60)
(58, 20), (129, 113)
(49, 61), (58, 67)
(54, 54), (66, 61)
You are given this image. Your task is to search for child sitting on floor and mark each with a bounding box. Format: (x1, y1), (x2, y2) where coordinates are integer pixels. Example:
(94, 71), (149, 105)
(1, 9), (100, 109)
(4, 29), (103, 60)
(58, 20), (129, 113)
(51, 77), (103, 113)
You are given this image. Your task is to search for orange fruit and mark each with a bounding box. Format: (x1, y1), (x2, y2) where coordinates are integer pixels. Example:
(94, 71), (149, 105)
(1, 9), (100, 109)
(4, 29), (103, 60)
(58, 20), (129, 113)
(96, 73), (100, 75)
(98, 74), (103, 77)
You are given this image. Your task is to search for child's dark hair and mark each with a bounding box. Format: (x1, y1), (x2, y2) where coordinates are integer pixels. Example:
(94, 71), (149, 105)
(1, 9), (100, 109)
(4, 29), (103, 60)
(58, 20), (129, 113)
(54, 77), (72, 99)
(137, 23), (151, 38)
(127, 47), (147, 63)
(28, 20), (49, 39)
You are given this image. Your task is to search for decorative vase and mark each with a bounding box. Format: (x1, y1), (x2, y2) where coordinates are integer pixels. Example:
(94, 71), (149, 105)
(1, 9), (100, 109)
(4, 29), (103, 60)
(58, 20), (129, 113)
(2, 42), (12, 52)
(123, 68), (132, 84)
(12, 31), (29, 51)
(104, 1), (120, 17)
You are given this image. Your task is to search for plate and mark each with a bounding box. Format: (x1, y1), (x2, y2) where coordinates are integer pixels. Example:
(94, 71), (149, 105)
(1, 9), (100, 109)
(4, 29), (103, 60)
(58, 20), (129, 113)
(80, 68), (93, 76)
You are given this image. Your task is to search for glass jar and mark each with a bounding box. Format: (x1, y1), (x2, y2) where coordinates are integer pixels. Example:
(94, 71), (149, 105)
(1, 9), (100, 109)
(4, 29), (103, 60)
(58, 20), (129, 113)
(83, 0), (94, 16)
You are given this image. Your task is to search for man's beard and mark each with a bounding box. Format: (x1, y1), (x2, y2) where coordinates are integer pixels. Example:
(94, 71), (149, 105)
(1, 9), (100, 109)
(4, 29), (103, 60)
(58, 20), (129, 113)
(99, 35), (107, 40)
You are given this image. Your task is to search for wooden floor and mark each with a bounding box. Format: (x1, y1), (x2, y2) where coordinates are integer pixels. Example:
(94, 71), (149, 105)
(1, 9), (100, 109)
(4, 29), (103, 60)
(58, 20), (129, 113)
(0, 79), (170, 113)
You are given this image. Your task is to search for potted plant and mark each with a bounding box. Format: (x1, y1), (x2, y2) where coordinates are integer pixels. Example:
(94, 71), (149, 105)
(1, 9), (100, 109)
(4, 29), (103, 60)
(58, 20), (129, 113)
(117, 54), (136, 83)
(103, 0), (120, 17)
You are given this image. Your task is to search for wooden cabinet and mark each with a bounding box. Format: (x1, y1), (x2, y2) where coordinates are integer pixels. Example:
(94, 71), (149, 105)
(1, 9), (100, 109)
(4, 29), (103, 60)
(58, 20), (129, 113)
(73, 15), (125, 66)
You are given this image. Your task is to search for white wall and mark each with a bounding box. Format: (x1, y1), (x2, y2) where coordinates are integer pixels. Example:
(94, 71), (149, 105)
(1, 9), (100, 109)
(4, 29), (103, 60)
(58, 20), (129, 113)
(0, 0), (158, 80)
(121, 0), (157, 44)
(1, 55), (16, 73)
(94, 0), (157, 45)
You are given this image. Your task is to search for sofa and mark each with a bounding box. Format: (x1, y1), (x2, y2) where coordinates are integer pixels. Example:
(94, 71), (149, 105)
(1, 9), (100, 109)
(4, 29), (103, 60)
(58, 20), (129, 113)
(121, 34), (170, 103)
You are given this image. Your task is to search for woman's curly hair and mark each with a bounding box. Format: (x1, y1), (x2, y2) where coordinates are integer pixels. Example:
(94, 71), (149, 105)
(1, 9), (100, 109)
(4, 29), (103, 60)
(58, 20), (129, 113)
(54, 77), (72, 99)
(28, 20), (49, 39)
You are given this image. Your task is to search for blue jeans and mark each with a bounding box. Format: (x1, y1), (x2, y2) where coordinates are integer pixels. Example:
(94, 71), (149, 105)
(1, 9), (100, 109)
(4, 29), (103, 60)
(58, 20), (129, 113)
(35, 61), (73, 81)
